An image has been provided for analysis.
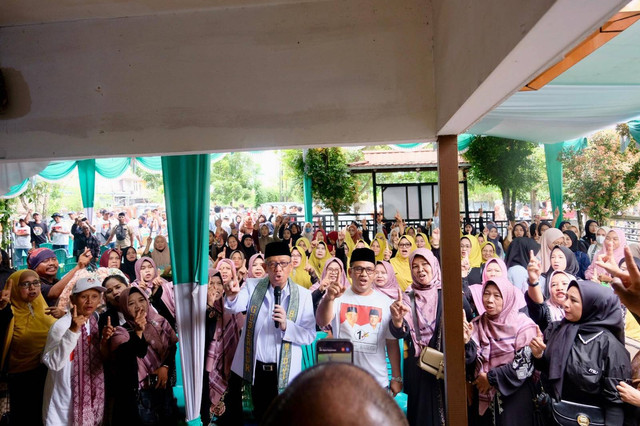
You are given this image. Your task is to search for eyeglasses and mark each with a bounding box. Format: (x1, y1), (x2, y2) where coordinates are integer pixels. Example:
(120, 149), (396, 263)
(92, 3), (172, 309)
(18, 280), (41, 289)
(267, 261), (291, 270)
(351, 266), (376, 276)
(398, 243), (412, 248)
(326, 267), (342, 274)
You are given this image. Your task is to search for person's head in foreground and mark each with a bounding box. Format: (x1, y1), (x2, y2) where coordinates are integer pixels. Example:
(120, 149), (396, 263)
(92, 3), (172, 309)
(262, 363), (408, 426)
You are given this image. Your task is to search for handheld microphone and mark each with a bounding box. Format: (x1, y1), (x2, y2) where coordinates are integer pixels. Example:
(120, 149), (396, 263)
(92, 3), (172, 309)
(273, 286), (282, 328)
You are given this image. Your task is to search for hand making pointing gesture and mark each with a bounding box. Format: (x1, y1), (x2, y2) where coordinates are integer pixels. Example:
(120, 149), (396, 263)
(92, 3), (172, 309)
(390, 288), (410, 328)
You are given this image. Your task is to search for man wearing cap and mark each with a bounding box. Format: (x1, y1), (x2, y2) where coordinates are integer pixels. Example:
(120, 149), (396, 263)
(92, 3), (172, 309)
(104, 212), (135, 250)
(223, 241), (316, 424)
(29, 247), (93, 306)
(24, 209), (49, 249)
(42, 277), (110, 425)
(316, 248), (403, 395)
(49, 213), (71, 254)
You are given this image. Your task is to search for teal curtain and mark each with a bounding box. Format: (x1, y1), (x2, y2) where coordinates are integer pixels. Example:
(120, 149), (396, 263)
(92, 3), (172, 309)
(210, 153), (226, 164)
(96, 158), (131, 178)
(162, 154), (211, 426)
(544, 137), (587, 227)
(136, 156), (162, 171)
(457, 134), (474, 151)
(1, 178), (30, 198)
(77, 160), (96, 208)
(629, 120), (640, 146)
(394, 143), (424, 149)
(38, 161), (77, 180)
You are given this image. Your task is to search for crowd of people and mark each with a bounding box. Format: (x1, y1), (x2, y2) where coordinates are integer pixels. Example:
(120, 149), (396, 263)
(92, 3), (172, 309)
(2, 203), (640, 426)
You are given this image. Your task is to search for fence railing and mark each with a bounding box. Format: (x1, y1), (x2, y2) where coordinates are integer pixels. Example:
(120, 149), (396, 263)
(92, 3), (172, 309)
(610, 216), (640, 243)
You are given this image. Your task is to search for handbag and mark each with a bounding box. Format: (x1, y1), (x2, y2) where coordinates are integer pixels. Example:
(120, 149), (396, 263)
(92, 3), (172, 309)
(550, 399), (605, 426)
(409, 291), (445, 380)
(418, 346), (445, 379)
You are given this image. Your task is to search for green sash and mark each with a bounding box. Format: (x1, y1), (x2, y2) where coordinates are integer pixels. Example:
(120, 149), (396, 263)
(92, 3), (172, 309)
(243, 277), (300, 393)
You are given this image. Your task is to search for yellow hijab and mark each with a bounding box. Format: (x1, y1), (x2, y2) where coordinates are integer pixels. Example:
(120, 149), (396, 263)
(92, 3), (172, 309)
(309, 241), (332, 277)
(295, 237), (312, 255)
(414, 232), (432, 250)
(290, 247), (313, 289)
(461, 234), (483, 268)
(390, 235), (416, 291)
(480, 241), (498, 264)
(2, 270), (56, 373)
(371, 234), (388, 262)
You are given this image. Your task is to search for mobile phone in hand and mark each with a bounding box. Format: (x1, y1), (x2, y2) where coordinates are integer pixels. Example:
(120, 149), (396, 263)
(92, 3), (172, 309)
(316, 339), (353, 364)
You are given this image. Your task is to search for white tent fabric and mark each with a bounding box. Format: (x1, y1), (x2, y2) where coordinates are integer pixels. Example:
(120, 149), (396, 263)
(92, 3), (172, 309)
(469, 85), (640, 143)
(0, 161), (48, 194)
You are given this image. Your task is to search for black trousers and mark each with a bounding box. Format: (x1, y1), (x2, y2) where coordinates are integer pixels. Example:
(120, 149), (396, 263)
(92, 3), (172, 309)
(225, 362), (278, 426)
(8, 364), (47, 426)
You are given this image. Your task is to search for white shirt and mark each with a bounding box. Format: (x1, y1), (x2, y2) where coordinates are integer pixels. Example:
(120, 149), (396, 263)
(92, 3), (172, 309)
(329, 288), (394, 387)
(50, 221), (70, 246)
(42, 313), (90, 426)
(225, 278), (316, 385)
(14, 225), (32, 249)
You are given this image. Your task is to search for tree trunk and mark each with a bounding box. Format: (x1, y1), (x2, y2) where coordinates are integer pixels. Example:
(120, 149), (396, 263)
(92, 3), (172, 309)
(530, 189), (538, 215)
(509, 189), (517, 222)
(333, 212), (339, 232)
(576, 210), (584, 236)
(502, 188), (515, 222)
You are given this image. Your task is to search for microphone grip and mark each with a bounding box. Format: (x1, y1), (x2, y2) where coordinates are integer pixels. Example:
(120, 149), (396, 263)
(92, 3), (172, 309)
(274, 286), (281, 328)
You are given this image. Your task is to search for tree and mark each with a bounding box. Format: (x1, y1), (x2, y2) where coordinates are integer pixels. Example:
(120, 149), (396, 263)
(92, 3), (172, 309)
(18, 180), (62, 218)
(284, 148), (358, 225)
(560, 129), (640, 223)
(463, 136), (542, 221)
(210, 153), (263, 207)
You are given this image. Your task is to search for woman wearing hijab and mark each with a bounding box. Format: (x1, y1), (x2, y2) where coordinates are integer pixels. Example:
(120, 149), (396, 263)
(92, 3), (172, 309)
(557, 220), (571, 232)
(373, 261), (401, 300)
(526, 259), (574, 333)
(414, 232), (431, 250)
(202, 269), (244, 425)
(538, 227), (565, 273)
(587, 225), (609, 263)
(563, 230), (590, 279)
(110, 287), (179, 425)
(390, 235), (417, 291)
(132, 257), (176, 329)
(309, 241), (331, 277)
(391, 249), (446, 426)
(505, 237), (540, 293)
(295, 237), (312, 258)
(465, 277), (540, 426)
(289, 223), (302, 245)
(240, 234), (257, 268)
(309, 257), (349, 308)
(370, 234), (387, 263)
(537, 245), (579, 299)
(290, 246), (318, 290)
(530, 280), (631, 425)
(461, 235), (483, 285)
(246, 253), (266, 279)
(224, 235), (241, 259)
(585, 228), (627, 282)
(582, 219), (599, 248)
(463, 221), (477, 236)
(301, 222), (314, 242)
(485, 224), (504, 258)
(227, 250), (247, 282)
(100, 248), (122, 269)
(0, 270), (55, 425)
(120, 246), (139, 282)
(143, 235), (171, 272)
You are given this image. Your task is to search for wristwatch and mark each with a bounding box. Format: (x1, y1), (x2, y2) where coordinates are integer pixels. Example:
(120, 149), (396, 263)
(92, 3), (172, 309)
(390, 376), (403, 384)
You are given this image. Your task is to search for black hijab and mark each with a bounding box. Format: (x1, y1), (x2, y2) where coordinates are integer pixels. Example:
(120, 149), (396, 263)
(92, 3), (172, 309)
(583, 220), (598, 246)
(512, 223), (528, 240)
(544, 280), (624, 398)
(463, 221), (476, 236)
(505, 237), (540, 269)
(557, 220), (571, 231)
(120, 246), (137, 281)
(544, 245), (579, 278)
(562, 230), (579, 253)
(225, 235), (241, 259)
(240, 234), (257, 263)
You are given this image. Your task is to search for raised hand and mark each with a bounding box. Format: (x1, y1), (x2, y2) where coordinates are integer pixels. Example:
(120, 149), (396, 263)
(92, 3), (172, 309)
(0, 279), (12, 310)
(390, 288), (410, 328)
(69, 304), (89, 333)
(102, 316), (115, 342)
(45, 305), (67, 319)
(326, 280), (345, 301)
(77, 247), (93, 269)
(133, 308), (147, 338)
(463, 314), (473, 344)
(602, 247), (640, 317)
(224, 277), (241, 299)
(272, 304), (287, 331)
(318, 277), (332, 292)
(527, 250), (542, 284)
(529, 328), (546, 359)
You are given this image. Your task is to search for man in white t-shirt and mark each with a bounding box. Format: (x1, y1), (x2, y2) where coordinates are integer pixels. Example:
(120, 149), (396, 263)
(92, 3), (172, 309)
(316, 248), (402, 395)
(95, 209), (115, 248)
(49, 213), (70, 254)
(13, 218), (32, 267)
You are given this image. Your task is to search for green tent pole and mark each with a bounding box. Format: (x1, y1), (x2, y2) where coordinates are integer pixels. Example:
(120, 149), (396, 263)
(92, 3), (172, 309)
(303, 149), (313, 223)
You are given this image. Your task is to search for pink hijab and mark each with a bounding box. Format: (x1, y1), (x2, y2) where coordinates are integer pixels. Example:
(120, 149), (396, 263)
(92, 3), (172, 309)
(539, 228), (564, 271)
(469, 258), (526, 316)
(402, 248), (441, 357)
(131, 257), (175, 319)
(374, 261), (401, 300)
(545, 270), (574, 322)
(110, 287), (178, 384)
(585, 228), (627, 280)
(309, 258), (349, 292)
(471, 277), (539, 415)
(247, 253), (265, 279)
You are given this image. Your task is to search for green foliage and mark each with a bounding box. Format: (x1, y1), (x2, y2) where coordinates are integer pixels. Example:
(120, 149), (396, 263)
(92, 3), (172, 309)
(210, 153), (263, 207)
(560, 130), (640, 223)
(18, 180), (62, 217)
(463, 136), (542, 220)
(284, 148), (358, 219)
(134, 167), (164, 194)
(0, 199), (17, 248)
